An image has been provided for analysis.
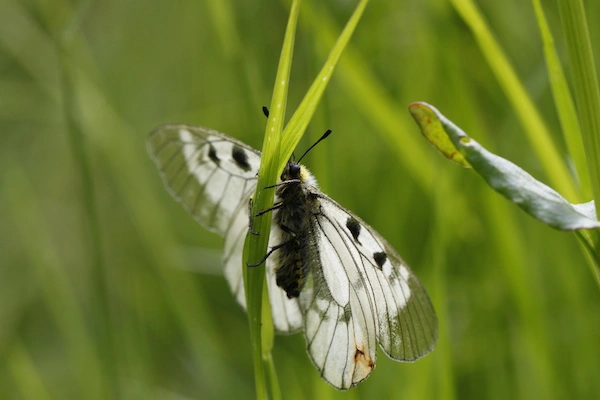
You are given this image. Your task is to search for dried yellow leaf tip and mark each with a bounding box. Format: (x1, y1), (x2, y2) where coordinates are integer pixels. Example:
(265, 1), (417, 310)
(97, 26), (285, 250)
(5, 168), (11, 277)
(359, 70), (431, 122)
(408, 102), (471, 167)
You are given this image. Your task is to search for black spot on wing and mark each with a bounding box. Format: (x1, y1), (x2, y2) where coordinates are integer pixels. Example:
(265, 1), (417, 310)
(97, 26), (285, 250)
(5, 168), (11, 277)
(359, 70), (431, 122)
(232, 145), (251, 171)
(346, 216), (362, 244)
(207, 143), (220, 165)
(373, 251), (387, 269)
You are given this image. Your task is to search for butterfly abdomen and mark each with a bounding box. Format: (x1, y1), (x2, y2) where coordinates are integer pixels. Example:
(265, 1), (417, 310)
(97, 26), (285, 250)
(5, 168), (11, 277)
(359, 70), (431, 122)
(274, 229), (312, 298)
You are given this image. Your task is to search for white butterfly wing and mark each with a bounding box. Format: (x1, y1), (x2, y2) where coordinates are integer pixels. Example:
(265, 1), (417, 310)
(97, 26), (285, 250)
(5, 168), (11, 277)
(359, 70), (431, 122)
(300, 195), (437, 389)
(148, 124), (261, 236)
(148, 124), (302, 333)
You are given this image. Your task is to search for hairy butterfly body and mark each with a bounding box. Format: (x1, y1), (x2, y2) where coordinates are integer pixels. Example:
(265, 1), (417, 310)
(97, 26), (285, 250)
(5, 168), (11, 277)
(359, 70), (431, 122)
(148, 124), (437, 390)
(272, 161), (321, 298)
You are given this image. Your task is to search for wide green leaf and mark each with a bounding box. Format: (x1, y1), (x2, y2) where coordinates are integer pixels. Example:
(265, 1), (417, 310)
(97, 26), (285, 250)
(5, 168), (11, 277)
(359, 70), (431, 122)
(409, 102), (600, 231)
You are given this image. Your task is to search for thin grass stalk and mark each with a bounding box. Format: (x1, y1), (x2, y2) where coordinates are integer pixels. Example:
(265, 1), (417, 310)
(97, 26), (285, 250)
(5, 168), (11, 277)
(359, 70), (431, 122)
(557, 0), (600, 281)
(450, 0), (579, 201)
(531, 0), (590, 197)
(244, 1), (302, 397)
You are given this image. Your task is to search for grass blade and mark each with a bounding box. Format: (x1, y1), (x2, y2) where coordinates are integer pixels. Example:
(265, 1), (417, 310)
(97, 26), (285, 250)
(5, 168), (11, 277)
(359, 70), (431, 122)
(450, 0), (580, 201)
(557, 0), (600, 217)
(532, 0), (590, 198)
(278, 0), (370, 172)
(244, 1), (302, 398)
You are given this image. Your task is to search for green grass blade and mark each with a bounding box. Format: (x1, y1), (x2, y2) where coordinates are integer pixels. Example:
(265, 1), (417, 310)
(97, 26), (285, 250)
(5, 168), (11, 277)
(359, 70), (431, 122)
(244, 1), (301, 398)
(278, 0), (370, 173)
(557, 0), (600, 218)
(532, 0), (590, 198)
(262, 287), (281, 400)
(296, 0), (436, 192)
(450, 0), (580, 202)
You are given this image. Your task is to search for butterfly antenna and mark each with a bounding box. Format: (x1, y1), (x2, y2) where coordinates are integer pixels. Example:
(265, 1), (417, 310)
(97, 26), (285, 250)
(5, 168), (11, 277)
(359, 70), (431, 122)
(263, 106), (330, 162)
(297, 129), (332, 163)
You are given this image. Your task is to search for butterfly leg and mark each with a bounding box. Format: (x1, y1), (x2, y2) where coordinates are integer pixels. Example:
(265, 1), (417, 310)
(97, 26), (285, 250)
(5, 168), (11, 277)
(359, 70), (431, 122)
(246, 241), (286, 267)
(264, 179), (302, 190)
(248, 199), (283, 234)
(246, 224), (296, 267)
(255, 201), (284, 217)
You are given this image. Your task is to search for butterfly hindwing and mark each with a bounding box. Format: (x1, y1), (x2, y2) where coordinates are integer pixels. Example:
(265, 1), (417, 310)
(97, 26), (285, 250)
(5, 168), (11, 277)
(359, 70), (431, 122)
(320, 196), (437, 360)
(221, 192), (251, 307)
(264, 223), (303, 333)
(299, 194), (437, 388)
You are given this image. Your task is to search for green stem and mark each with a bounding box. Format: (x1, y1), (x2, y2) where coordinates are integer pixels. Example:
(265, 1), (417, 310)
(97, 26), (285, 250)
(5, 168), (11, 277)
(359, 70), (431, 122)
(278, 0), (370, 170)
(450, 0), (579, 201)
(244, 1), (301, 398)
(558, 0), (600, 272)
(557, 0), (600, 217)
(531, 0), (590, 198)
(575, 230), (600, 287)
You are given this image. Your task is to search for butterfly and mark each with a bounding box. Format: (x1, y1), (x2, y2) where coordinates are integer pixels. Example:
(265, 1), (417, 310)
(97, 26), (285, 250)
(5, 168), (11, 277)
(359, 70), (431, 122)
(147, 124), (437, 390)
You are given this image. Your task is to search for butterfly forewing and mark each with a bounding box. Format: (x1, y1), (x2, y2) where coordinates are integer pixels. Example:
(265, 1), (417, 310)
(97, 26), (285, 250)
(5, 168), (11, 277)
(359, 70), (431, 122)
(148, 124), (261, 236)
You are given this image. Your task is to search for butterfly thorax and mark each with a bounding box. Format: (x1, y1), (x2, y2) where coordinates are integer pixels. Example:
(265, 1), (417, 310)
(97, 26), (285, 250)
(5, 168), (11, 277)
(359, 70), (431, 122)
(273, 161), (320, 298)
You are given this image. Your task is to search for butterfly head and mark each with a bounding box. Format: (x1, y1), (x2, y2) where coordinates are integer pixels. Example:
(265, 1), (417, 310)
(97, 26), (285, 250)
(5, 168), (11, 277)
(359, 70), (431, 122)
(281, 161), (303, 181)
(280, 128), (331, 186)
(280, 161), (318, 188)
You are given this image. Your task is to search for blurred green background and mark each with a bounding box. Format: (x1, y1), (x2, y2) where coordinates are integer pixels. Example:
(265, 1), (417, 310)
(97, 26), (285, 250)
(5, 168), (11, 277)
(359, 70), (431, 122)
(2, 0), (600, 399)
